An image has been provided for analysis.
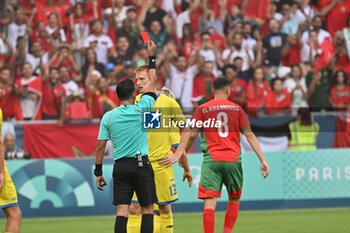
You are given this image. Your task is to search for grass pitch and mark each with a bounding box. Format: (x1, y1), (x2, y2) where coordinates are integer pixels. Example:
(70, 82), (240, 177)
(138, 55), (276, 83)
(1, 208), (349, 233)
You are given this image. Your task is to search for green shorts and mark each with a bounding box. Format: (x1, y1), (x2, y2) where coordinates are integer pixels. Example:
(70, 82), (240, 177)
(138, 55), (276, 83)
(198, 160), (243, 199)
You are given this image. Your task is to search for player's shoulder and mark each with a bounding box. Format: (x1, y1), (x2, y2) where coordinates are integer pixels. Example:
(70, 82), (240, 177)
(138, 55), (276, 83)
(156, 93), (178, 106)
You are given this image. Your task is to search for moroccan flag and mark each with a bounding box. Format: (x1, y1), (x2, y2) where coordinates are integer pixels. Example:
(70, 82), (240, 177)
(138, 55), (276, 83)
(333, 113), (350, 148)
(244, 0), (270, 21)
(313, 38), (334, 72)
(23, 124), (100, 158)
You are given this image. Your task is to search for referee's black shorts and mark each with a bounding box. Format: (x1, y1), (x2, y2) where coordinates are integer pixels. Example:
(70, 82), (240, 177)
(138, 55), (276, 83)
(113, 156), (157, 207)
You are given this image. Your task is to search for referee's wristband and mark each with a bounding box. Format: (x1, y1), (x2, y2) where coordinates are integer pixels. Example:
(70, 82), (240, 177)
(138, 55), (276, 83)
(94, 164), (103, 177)
(148, 56), (156, 69)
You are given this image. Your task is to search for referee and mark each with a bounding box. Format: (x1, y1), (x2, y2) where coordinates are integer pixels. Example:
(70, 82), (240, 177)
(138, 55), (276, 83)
(94, 41), (158, 233)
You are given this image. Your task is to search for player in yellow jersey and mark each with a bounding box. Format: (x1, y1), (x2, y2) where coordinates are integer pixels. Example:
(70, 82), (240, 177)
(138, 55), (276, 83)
(126, 65), (192, 233)
(0, 108), (21, 233)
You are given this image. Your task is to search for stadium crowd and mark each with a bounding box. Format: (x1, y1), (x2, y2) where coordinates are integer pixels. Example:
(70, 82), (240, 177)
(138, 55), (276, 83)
(0, 0), (349, 122)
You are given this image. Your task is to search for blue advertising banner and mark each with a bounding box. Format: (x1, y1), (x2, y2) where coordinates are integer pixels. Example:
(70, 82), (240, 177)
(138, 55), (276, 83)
(5, 149), (350, 217)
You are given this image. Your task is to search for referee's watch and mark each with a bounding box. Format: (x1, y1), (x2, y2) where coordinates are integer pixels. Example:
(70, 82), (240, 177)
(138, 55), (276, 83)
(94, 164), (103, 177)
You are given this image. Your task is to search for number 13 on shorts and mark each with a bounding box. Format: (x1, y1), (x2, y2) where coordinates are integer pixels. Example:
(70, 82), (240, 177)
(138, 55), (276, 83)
(169, 184), (177, 196)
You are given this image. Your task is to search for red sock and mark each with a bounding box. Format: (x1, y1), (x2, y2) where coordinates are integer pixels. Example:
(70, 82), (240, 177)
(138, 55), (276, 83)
(203, 208), (215, 233)
(223, 202), (239, 233)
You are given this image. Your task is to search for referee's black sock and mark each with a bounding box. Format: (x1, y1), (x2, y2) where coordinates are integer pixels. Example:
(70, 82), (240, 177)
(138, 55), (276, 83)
(115, 216), (128, 233)
(141, 214), (154, 233)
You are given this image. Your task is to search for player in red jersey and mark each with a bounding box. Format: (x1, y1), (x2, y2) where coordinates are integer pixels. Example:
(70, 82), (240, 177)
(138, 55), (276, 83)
(162, 77), (269, 233)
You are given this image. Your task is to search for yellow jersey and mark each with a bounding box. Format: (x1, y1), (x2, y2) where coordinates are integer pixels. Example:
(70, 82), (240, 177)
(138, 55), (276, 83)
(0, 109), (19, 208)
(136, 93), (186, 162)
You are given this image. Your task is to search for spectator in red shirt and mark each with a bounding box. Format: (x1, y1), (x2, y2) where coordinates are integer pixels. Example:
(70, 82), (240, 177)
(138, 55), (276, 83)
(281, 34), (302, 67)
(192, 61), (216, 107)
(320, 0), (350, 37)
(28, 21), (54, 52)
(265, 78), (291, 116)
(246, 67), (270, 116)
(0, 68), (22, 120)
(42, 68), (66, 126)
(223, 64), (246, 107)
(179, 23), (201, 60)
(48, 45), (79, 74)
(329, 70), (350, 110)
(333, 30), (350, 75)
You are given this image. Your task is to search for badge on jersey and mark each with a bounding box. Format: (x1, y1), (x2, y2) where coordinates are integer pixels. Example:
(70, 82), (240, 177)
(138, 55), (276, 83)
(143, 110), (161, 129)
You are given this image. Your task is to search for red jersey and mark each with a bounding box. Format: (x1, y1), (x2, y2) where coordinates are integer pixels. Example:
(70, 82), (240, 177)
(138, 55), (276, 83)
(0, 84), (22, 120)
(192, 99), (250, 162)
(319, 0), (350, 37)
(228, 79), (247, 106)
(192, 74), (215, 104)
(42, 81), (66, 117)
(329, 85), (350, 107)
(281, 44), (302, 67)
(246, 81), (269, 116)
(264, 89), (291, 115)
(335, 53), (350, 75)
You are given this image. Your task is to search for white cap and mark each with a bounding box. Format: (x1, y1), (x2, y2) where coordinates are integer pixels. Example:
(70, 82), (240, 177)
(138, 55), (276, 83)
(277, 66), (291, 79)
(91, 70), (102, 78)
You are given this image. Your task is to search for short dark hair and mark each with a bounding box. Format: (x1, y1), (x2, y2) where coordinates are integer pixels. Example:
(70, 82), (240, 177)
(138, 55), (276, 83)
(270, 77), (283, 90)
(200, 31), (211, 39)
(116, 79), (135, 100)
(223, 64), (237, 75)
(213, 77), (231, 91)
(233, 57), (243, 62)
(297, 108), (312, 126)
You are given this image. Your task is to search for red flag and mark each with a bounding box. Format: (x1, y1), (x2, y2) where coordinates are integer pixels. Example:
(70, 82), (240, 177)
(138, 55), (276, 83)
(313, 38), (334, 72)
(23, 123), (100, 158)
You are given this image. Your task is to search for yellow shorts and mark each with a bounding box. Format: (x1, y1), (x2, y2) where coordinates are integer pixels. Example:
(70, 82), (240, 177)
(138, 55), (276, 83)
(0, 165), (19, 209)
(132, 160), (178, 205)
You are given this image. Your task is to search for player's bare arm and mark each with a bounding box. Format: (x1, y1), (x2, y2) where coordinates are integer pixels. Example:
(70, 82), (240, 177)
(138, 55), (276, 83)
(159, 127), (191, 166)
(94, 140), (108, 191)
(179, 152), (193, 187)
(143, 41), (157, 94)
(243, 128), (270, 178)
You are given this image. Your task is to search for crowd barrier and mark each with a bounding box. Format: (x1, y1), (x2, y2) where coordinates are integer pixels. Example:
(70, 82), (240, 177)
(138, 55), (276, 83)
(5, 148), (350, 217)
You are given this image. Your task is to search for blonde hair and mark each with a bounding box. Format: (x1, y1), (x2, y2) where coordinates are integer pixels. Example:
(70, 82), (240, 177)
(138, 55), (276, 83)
(134, 65), (149, 74)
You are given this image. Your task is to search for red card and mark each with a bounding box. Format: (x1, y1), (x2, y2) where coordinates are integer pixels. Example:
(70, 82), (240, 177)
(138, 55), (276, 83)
(140, 32), (150, 43)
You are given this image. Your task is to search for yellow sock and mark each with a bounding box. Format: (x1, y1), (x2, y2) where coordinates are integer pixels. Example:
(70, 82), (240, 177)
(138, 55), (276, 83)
(154, 214), (161, 233)
(160, 213), (173, 233)
(127, 214), (141, 233)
